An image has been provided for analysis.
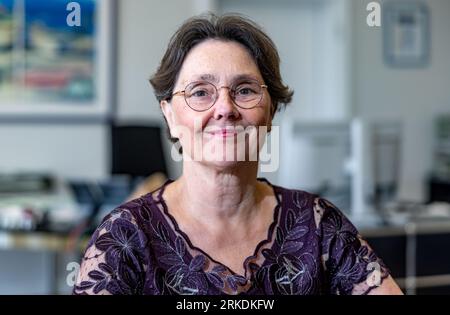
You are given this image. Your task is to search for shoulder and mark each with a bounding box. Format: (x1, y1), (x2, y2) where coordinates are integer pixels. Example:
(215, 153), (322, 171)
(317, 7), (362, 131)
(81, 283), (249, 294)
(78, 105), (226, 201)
(85, 202), (148, 255)
(84, 192), (160, 253)
(274, 184), (346, 230)
(105, 185), (165, 227)
(74, 197), (156, 295)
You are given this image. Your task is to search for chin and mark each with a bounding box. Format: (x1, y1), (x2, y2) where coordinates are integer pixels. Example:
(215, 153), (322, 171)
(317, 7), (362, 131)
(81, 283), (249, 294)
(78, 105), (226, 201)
(202, 159), (252, 171)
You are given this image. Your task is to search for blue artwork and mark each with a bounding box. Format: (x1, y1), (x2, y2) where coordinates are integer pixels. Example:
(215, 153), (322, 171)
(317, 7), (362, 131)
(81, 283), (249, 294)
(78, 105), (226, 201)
(0, 0), (98, 103)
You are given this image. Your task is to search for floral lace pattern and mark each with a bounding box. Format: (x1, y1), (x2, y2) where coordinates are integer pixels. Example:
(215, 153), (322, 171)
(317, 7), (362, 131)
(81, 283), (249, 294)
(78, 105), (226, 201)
(73, 178), (389, 295)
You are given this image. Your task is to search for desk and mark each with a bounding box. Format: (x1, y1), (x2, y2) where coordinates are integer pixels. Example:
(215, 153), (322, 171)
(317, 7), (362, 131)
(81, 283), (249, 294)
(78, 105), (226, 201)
(0, 175), (90, 294)
(0, 230), (89, 294)
(0, 175), (89, 231)
(358, 215), (450, 295)
(0, 230), (88, 251)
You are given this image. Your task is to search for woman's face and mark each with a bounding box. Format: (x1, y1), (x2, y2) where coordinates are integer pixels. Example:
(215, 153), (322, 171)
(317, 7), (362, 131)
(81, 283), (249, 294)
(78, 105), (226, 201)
(161, 39), (272, 167)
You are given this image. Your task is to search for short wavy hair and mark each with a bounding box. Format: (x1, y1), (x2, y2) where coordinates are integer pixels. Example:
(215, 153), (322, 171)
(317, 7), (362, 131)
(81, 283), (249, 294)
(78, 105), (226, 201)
(149, 13), (293, 151)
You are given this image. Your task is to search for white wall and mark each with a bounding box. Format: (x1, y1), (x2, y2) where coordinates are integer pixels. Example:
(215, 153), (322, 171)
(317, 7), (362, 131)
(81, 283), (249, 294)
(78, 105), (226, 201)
(353, 0), (450, 202)
(116, 0), (196, 122)
(0, 124), (108, 180)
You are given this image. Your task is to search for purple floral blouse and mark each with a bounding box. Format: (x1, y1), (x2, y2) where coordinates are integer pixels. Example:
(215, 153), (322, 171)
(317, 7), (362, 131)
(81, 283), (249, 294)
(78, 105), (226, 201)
(73, 178), (390, 295)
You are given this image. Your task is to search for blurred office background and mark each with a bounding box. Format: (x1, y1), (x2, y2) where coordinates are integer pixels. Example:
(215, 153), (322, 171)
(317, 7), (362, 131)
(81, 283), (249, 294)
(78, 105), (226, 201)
(0, 0), (449, 294)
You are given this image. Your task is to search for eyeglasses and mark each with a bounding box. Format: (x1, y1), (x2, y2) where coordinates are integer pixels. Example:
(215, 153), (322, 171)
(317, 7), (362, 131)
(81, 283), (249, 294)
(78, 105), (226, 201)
(171, 79), (268, 112)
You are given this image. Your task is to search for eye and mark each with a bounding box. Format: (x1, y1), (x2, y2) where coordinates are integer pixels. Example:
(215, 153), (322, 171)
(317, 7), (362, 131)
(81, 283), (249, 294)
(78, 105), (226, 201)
(191, 90), (209, 97)
(235, 83), (258, 96)
(236, 87), (255, 95)
(187, 82), (214, 98)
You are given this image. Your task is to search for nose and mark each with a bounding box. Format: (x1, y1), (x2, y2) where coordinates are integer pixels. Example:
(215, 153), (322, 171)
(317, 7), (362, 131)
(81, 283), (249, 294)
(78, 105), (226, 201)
(212, 87), (240, 121)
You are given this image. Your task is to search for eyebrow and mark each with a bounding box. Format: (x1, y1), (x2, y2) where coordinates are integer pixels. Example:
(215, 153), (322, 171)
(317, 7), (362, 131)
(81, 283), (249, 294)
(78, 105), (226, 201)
(189, 73), (261, 84)
(231, 74), (261, 83)
(190, 74), (219, 83)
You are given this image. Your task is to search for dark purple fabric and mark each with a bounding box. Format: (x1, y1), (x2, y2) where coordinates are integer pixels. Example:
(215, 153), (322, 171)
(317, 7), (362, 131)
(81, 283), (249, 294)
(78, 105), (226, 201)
(73, 178), (389, 295)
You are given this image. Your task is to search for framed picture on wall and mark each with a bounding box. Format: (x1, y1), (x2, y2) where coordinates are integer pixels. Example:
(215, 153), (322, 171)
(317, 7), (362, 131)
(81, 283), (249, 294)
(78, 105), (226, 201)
(0, 0), (113, 120)
(383, 1), (430, 68)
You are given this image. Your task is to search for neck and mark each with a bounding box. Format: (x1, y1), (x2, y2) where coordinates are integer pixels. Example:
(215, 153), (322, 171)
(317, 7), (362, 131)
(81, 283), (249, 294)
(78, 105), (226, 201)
(177, 160), (262, 227)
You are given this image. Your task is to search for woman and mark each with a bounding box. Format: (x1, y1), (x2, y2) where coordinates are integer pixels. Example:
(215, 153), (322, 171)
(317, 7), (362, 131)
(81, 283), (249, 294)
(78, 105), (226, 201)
(74, 14), (402, 295)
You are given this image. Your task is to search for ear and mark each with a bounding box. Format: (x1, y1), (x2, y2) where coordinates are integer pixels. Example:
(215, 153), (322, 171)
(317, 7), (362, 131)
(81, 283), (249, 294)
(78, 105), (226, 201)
(267, 104), (275, 133)
(160, 100), (178, 138)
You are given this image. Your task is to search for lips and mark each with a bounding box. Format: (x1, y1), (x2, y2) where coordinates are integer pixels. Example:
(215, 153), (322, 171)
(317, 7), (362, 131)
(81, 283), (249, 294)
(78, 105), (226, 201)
(207, 129), (238, 137)
(204, 126), (242, 137)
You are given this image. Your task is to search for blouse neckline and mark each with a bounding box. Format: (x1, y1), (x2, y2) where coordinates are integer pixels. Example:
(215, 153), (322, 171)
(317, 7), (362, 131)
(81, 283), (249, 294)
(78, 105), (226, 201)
(152, 177), (283, 281)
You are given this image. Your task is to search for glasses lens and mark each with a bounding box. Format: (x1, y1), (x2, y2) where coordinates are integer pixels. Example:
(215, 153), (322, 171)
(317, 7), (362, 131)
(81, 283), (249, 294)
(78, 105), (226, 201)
(185, 82), (216, 111)
(233, 81), (263, 108)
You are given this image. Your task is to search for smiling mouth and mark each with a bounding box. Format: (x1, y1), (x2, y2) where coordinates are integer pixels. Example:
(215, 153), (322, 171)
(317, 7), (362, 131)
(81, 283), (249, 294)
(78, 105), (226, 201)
(204, 126), (244, 137)
(206, 129), (239, 137)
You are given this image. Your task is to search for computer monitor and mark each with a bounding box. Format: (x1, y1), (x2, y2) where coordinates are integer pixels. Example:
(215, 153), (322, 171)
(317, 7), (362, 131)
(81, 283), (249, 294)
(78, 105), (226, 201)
(111, 124), (167, 179)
